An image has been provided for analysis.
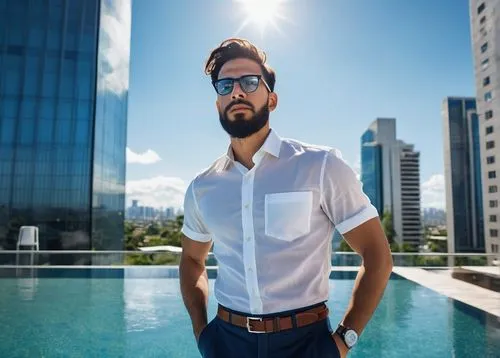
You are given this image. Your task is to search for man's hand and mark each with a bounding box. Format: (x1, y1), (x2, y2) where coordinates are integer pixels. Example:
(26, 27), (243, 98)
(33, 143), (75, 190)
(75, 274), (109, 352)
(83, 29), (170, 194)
(179, 235), (213, 343)
(194, 324), (207, 343)
(332, 333), (349, 358)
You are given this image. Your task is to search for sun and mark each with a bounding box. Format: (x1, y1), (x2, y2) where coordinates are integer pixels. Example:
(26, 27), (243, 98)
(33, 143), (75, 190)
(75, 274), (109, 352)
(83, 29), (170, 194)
(233, 0), (288, 36)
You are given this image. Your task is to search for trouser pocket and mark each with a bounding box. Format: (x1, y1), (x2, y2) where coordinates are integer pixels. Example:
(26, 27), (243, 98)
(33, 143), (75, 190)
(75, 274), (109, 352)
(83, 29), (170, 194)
(197, 317), (218, 357)
(323, 319), (341, 358)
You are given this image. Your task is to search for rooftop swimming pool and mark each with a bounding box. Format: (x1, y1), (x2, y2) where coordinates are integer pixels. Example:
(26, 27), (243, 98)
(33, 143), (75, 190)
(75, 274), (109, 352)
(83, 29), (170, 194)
(0, 267), (498, 357)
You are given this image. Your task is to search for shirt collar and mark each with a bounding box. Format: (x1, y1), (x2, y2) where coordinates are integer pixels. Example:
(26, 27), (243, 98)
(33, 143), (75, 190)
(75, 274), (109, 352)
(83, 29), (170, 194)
(223, 128), (282, 169)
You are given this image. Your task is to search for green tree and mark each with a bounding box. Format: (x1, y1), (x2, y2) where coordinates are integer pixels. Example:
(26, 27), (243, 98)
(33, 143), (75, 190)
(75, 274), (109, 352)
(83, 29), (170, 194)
(146, 223), (160, 236)
(381, 210), (396, 244)
(339, 239), (353, 252)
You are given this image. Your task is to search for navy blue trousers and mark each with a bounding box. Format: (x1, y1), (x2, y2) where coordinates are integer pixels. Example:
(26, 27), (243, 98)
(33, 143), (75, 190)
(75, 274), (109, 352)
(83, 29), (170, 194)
(197, 304), (341, 358)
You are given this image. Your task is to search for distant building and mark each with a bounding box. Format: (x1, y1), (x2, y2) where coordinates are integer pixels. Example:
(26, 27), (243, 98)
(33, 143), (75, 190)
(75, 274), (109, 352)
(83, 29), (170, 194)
(361, 118), (422, 246)
(166, 207), (176, 220)
(469, 0), (500, 256)
(0, 0), (131, 257)
(422, 208), (447, 227)
(442, 97), (485, 253)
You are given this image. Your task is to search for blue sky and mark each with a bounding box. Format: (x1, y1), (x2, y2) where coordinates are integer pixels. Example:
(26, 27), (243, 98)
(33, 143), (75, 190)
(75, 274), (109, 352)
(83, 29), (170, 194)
(125, 0), (474, 210)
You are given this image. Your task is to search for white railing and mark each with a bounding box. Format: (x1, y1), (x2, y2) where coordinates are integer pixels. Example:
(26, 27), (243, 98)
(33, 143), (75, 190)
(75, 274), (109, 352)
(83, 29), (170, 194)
(0, 250), (498, 268)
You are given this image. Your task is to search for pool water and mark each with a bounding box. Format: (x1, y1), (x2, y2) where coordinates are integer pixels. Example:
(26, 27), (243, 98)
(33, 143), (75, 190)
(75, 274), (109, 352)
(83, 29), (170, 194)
(0, 268), (498, 358)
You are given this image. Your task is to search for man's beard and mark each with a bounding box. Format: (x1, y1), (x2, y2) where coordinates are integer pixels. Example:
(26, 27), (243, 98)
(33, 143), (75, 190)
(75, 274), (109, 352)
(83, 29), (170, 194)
(219, 100), (269, 139)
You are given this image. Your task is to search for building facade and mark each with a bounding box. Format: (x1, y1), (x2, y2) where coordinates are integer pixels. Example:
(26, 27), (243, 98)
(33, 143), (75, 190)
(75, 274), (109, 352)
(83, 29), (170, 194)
(469, 0), (500, 255)
(442, 97), (484, 253)
(361, 118), (422, 247)
(0, 0), (131, 256)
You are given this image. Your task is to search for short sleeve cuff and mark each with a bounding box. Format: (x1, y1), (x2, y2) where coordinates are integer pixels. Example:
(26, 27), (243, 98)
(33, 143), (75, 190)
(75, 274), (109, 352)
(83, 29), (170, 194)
(334, 205), (379, 234)
(181, 225), (212, 242)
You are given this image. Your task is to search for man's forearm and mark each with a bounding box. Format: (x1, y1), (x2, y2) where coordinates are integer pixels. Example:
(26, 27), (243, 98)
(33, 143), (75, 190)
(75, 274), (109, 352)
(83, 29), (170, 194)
(179, 255), (210, 335)
(339, 260), (392, 335)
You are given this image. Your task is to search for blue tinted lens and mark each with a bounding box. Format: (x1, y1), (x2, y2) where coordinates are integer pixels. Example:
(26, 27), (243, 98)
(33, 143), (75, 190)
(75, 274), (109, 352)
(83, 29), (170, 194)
(240, 76), (259, 92)
(215, 79), (233, 95)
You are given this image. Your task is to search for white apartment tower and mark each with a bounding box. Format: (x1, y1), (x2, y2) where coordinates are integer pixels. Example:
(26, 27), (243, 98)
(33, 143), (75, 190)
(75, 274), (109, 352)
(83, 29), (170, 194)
(470, 0), (500, 255)
(361, 118), (422, 247)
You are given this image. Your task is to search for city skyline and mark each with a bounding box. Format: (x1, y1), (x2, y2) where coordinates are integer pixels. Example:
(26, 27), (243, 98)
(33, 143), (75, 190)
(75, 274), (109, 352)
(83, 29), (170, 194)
(124, 0), (473, 211)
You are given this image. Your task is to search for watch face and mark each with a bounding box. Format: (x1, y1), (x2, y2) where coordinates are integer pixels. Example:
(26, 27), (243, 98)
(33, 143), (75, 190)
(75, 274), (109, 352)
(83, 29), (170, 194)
(344, 330), (358, 347)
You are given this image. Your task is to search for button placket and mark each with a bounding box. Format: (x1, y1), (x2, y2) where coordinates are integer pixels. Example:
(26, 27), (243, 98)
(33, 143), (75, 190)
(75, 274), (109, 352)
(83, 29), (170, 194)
(241, 170), (262, 314)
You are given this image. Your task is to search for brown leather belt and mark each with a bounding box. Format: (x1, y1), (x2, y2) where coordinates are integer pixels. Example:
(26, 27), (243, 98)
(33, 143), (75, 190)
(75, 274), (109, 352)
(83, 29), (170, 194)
(217, 304), (329, 334)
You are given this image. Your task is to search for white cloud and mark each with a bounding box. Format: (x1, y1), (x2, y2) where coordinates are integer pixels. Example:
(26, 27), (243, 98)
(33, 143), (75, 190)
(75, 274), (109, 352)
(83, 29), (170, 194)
(352, 155), (361, 180)
(421, 174), (445, 209)
(126, 147), (162, 164)
(126, 176), (187, 209)
(97, 0), (131, 96)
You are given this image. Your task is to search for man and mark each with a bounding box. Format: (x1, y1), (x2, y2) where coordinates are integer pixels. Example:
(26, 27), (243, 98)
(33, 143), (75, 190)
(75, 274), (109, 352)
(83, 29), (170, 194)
(179, 38), (393, 358)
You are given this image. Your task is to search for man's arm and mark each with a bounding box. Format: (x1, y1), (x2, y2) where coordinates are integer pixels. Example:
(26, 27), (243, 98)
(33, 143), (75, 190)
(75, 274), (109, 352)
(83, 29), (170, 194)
(318, 149), (393, 355)
(336, 217), (393, 336)
(179, 234), (213, 341)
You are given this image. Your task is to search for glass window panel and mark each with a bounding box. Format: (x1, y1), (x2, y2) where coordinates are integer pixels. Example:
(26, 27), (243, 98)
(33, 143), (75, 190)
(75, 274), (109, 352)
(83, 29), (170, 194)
(75, 120), (90, 144)
(81, 33), (95, 52)
(44, 56), (59, 74)
(0, 118), (15, 143)
(77, 100), (91, 121)
(76, 71), (92, 100)
(20, 119), (35, 144)
(26, 55), (41, 72)
(20, 99), (36, 119)
(60, 75), (74, 99)
(23, 71), (39, 96)
(37, 119), (53, 143)
(7, 21), (23, 46)
(40, 99), (56, 119)
(27, 26), (44, 48)
(5, 70), (22, 95)
(64, 33), (77, 51)
(55, 120), (71, 143)
(42, 73), (58, 97)
(3, 53), (22, 71)
(47, 28), (61, 49)
(1, 99), (18, 117)
(35, 160), (50, 177)
(57, 100), (72, 120)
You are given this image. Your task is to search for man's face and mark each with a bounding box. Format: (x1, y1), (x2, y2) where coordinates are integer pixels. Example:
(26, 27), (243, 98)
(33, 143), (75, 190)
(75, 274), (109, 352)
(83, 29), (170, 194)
(215, 58), (277, 138)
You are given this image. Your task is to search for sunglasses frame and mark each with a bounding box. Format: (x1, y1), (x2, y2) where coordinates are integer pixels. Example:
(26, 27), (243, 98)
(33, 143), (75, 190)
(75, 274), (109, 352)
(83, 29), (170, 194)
(212, 74), (271, 96)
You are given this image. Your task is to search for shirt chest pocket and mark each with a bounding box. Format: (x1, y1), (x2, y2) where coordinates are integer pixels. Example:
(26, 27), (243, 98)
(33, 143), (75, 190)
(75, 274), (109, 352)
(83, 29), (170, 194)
(264, 191), (313, 241)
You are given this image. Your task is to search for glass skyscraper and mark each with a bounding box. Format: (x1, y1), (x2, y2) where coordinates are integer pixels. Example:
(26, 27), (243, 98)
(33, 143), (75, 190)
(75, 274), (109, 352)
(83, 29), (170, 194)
(442, 97), (485, 253)
(0, 0), (131, 256)
(361, 129), (383, 214)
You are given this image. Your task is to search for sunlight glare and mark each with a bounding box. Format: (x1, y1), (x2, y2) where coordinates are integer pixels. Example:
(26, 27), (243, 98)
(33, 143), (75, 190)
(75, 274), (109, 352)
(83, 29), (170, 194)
(234, 0), (288, 36)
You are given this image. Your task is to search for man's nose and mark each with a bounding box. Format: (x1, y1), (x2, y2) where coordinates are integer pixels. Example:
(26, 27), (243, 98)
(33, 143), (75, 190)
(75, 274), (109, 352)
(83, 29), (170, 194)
(231, 82), (246, 99)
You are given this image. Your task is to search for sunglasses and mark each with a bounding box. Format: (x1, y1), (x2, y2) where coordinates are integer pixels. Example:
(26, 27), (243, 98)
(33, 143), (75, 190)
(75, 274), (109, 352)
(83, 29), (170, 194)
(212, 74), (271, 96)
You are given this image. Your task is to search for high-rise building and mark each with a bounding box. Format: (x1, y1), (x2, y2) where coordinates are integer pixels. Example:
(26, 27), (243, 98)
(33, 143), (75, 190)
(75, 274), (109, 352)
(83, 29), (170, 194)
(0, 0), (131, 257)
(361, 118), (422, 247)
(442, 97), (485, 253)
(469, 0), (500, 256)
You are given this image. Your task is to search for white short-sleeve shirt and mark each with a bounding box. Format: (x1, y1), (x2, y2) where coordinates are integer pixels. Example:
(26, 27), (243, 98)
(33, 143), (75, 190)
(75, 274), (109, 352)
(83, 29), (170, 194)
(181, 129), (378, 315)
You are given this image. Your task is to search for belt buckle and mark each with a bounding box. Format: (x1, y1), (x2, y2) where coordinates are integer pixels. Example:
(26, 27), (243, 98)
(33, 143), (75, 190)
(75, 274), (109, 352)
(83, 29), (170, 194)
(246, 317), (264, 333)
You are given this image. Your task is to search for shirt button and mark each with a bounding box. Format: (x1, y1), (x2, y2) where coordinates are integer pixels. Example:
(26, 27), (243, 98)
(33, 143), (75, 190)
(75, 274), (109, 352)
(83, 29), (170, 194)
(244, 203), (249, 208)
(248, 267), (253, 273)
(246, 236), (251, 241)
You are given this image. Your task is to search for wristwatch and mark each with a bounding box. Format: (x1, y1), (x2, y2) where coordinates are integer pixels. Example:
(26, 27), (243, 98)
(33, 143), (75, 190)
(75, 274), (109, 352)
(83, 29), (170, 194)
(335, 324), (358, 349)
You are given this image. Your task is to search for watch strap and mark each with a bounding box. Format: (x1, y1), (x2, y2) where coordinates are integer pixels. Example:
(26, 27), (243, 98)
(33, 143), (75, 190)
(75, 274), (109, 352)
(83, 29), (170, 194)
(335, 324), (356, 348)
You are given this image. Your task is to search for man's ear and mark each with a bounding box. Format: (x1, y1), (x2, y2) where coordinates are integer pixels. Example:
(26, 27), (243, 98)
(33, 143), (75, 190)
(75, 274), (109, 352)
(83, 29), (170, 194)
(268, 92), (278, 111)
(216, 99), (221, 112)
